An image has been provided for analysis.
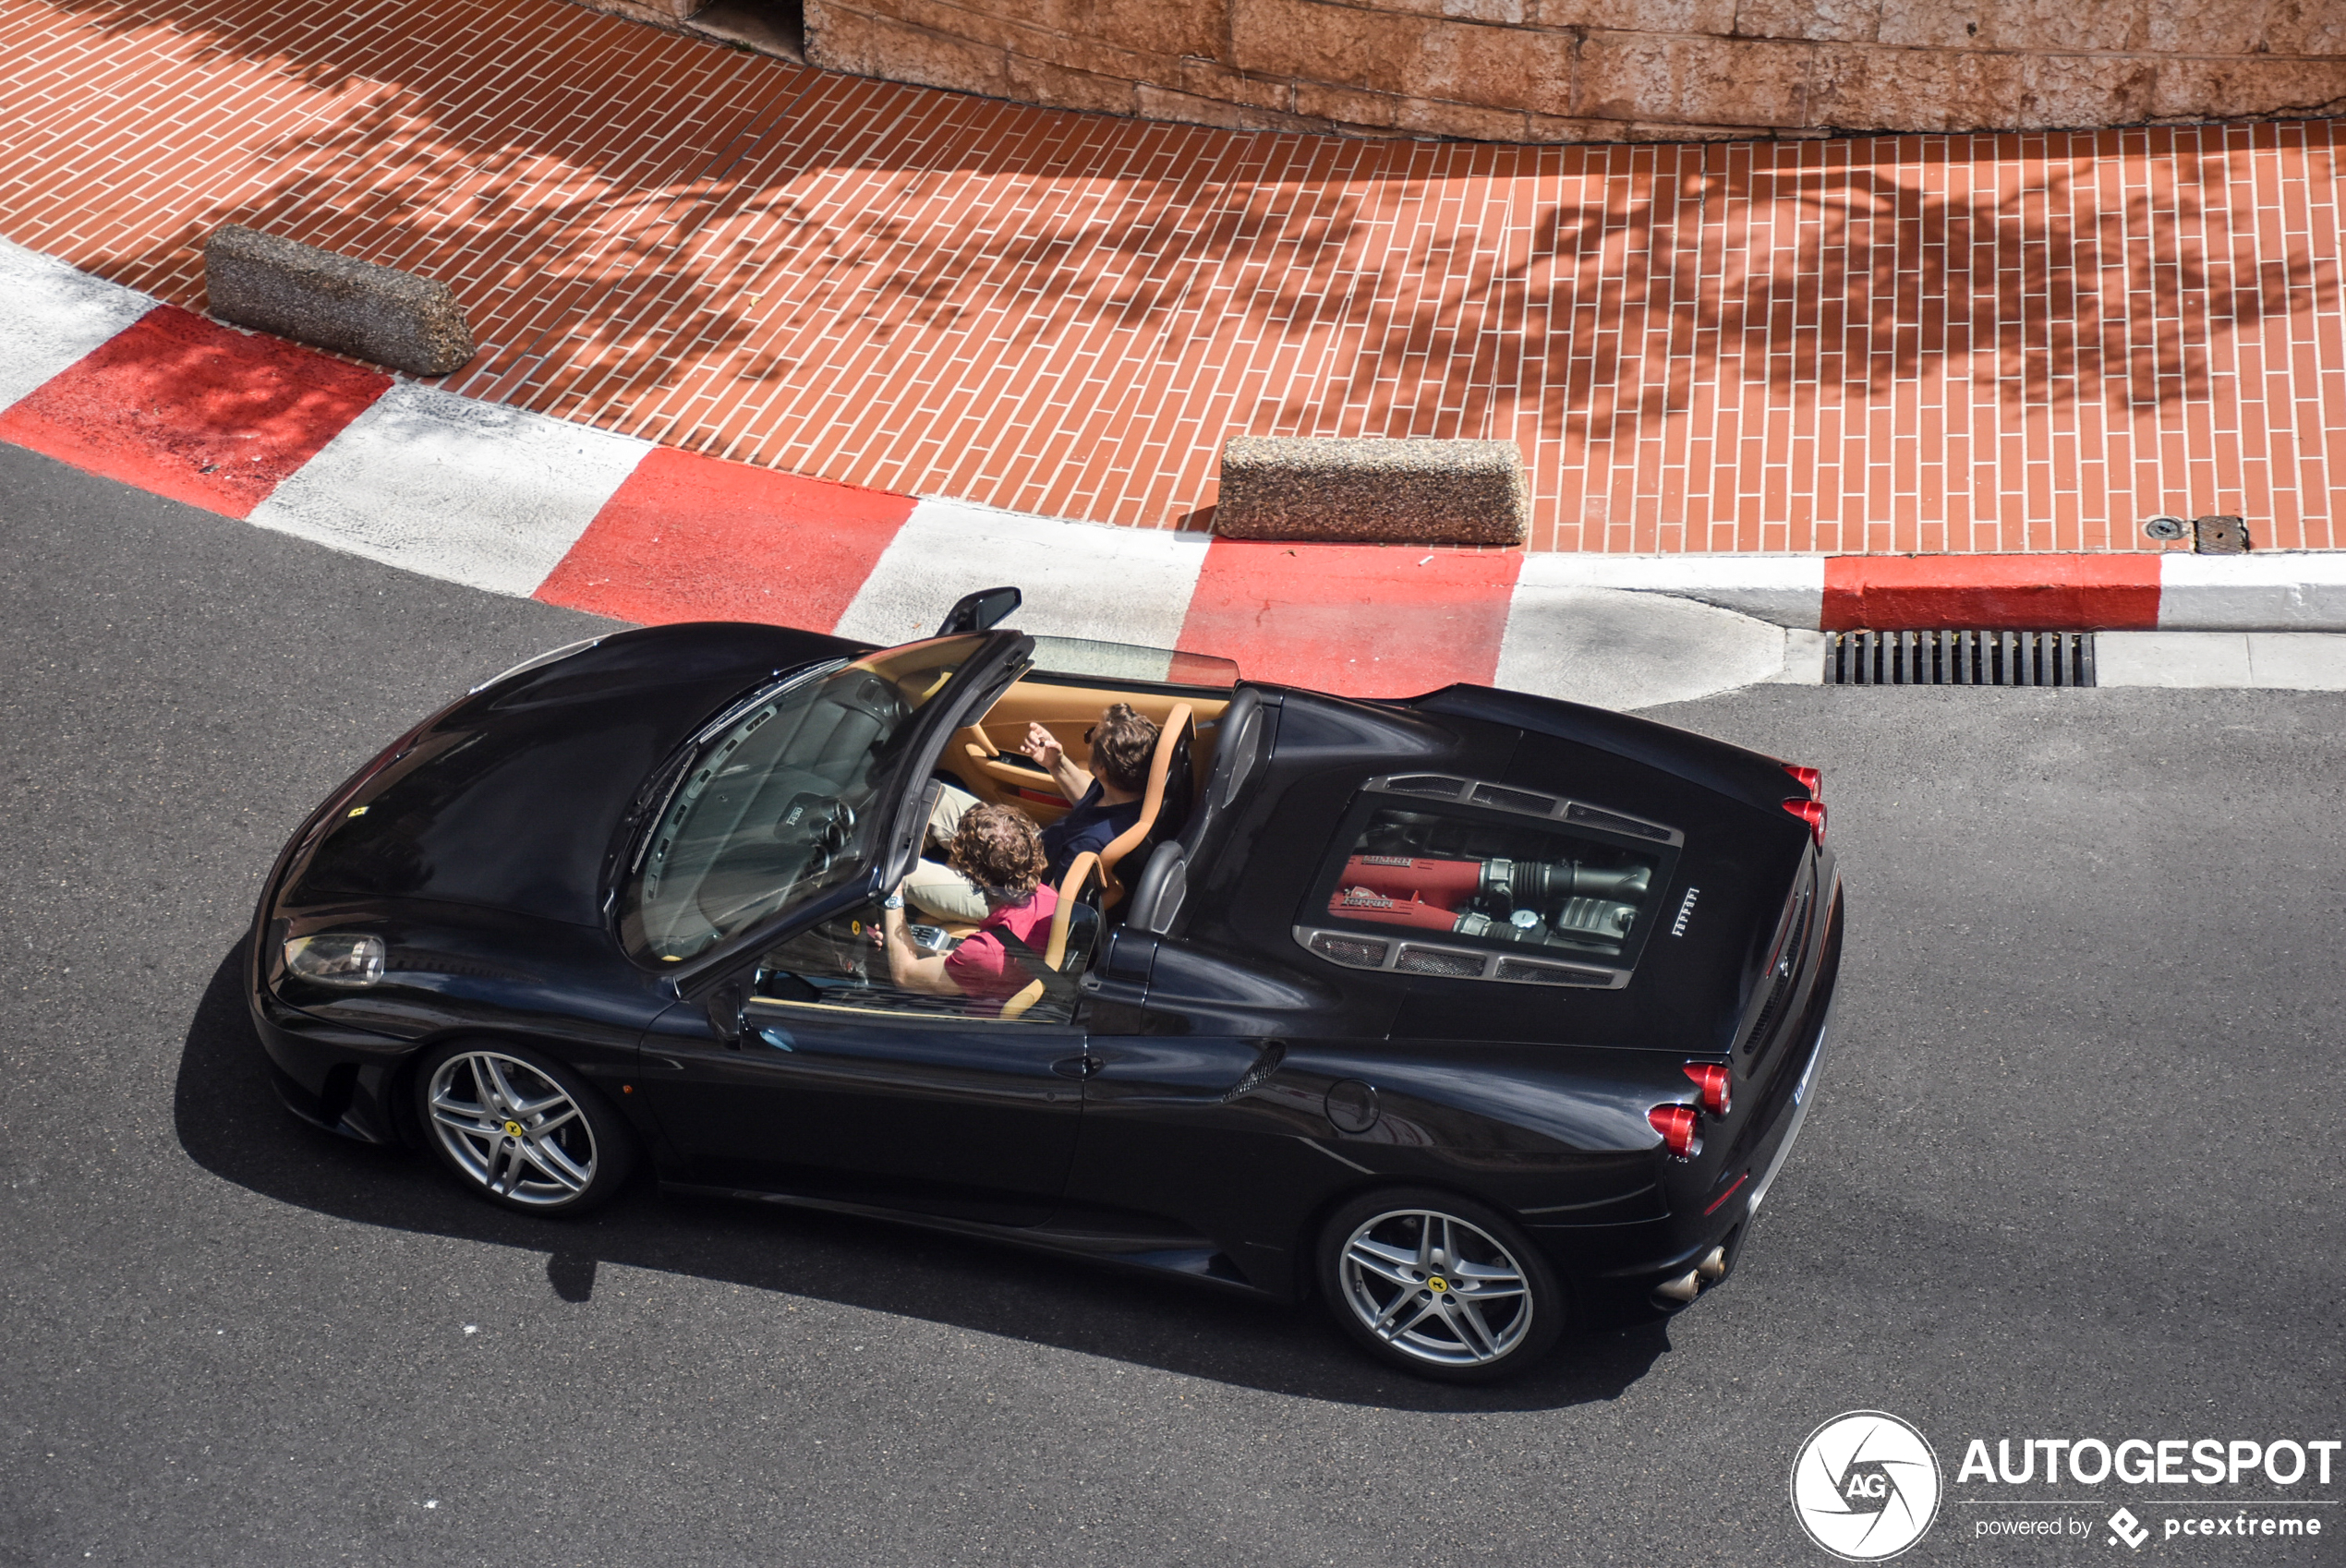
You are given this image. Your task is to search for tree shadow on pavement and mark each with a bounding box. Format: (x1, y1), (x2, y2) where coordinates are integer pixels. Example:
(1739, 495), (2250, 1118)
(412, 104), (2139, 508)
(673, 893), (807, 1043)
(174, 946), (1671, 1412)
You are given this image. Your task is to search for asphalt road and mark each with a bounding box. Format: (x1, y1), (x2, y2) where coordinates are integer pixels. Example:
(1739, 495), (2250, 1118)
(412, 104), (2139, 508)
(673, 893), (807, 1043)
(3, 440), (2340, 1568)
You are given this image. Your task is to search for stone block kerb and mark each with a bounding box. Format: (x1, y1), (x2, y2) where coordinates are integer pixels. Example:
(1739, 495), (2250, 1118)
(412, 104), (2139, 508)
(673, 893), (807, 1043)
(203, 225), (476, 378)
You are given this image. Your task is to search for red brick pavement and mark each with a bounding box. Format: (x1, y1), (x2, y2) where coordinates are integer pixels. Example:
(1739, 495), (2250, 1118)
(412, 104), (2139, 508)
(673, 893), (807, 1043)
(3, 0), (2340, 552)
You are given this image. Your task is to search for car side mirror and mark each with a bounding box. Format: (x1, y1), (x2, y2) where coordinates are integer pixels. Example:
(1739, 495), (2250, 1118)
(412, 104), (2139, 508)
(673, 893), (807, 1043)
(705, 978), (747, 1045)
(936, 585), (1022, 636)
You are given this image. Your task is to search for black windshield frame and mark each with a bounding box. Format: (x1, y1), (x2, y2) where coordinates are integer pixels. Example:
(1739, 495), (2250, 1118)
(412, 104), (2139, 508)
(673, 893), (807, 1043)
(615, 631), (1034, 975)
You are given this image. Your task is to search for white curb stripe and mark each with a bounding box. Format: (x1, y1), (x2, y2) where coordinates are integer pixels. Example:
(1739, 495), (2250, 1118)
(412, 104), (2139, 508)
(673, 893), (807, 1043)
(1512, 552), (1827, 628)
(836, 496), (1213, 647)
(2157, 553), (2346, 631)
(2097, 632), (2346, 690)
(0, 238), (157, 415)
(248, 384), (652, 597)
(1496, 584), (1804, 709)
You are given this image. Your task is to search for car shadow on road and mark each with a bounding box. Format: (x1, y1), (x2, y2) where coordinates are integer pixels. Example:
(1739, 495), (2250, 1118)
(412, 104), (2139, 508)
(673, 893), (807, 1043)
(175, 947), (1671, 1412)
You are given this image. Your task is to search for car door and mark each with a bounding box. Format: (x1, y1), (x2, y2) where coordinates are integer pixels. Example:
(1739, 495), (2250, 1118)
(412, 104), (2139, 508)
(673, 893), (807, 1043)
(635, 908), (1089, 1226)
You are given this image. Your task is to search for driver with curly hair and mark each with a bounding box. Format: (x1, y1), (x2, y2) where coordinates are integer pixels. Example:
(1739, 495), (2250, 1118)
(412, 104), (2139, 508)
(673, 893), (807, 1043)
(901, 702), (1158, 922)
(878, 802), (1058, 1012)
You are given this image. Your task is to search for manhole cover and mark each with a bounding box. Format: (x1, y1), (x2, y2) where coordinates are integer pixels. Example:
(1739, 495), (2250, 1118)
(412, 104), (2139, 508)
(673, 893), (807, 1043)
(1826, 630), (2095, 687)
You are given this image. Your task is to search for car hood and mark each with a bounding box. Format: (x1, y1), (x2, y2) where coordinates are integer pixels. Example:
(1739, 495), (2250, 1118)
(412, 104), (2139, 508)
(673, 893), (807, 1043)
(283, 622), (865, 928)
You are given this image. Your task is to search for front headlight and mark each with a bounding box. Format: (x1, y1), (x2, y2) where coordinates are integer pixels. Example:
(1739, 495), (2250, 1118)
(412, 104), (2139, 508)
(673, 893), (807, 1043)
(284, 933), (386, 987)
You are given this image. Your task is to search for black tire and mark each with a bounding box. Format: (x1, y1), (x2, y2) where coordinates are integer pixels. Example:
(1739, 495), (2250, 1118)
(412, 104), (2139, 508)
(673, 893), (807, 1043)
(1315, 1188), (1566, 1383)
(412, 1040), (635, 1216)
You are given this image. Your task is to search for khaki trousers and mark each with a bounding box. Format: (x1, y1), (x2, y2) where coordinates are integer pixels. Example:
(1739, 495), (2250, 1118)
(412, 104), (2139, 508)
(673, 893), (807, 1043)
(902, 784), (992, 923)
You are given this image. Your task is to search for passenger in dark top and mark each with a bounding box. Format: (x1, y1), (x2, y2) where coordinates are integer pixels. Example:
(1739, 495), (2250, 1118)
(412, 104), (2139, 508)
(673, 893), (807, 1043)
(1023, 702), (1155, 875)
(901, 703), (1161, 922)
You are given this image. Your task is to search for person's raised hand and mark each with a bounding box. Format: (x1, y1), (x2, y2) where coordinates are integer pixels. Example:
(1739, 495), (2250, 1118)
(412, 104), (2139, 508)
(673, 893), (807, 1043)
(1019, 722), (1062, 771)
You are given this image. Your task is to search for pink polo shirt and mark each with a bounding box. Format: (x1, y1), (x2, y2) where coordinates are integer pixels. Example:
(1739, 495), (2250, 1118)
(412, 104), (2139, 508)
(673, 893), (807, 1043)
(943, 885), (1060, 1009)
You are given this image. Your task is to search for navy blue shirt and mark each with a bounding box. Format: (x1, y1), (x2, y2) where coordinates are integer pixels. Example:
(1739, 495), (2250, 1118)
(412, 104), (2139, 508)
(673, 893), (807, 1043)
(1041, 782), (1142, 880)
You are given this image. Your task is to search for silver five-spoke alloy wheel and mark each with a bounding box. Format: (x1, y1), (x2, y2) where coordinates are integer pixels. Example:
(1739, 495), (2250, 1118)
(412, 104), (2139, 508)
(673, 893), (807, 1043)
(425, 1050), (599, 1208)
(1337, 1208), (1535, 1369)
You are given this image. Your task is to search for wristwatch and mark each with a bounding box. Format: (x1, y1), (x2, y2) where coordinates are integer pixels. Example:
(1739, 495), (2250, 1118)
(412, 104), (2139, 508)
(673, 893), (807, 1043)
(882, 892), (905, 911)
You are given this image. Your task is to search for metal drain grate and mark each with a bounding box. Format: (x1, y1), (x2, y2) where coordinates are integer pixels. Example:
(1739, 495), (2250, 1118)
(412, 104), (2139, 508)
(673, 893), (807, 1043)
(1827, 630), (2096, 687)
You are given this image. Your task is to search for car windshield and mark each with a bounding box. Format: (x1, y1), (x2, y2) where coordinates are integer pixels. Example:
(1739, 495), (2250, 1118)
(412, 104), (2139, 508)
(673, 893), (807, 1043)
(623, 637), (985, 962)
(1028, 636), (1238, 689)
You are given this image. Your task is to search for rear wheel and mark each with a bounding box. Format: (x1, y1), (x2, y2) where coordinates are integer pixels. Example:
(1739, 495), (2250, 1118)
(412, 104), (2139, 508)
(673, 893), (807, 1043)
(414, 1042), (634, 1216)
(1316, 1188), (1564, 1382)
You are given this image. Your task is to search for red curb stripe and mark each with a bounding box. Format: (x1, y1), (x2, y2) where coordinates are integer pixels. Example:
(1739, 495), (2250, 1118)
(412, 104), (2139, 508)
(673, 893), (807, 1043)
(1177, 541), (1525, 697)
(1821, 555), (2163, 632)
(535, 446), (915, 631)
(0, 307), (391, 520)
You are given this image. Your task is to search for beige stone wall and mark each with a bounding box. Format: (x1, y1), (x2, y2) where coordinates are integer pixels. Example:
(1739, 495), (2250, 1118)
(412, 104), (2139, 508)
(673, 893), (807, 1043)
(800, 0), (2346, 141)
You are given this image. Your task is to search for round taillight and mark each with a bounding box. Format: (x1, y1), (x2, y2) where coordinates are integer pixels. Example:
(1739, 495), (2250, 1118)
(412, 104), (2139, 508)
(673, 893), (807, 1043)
(1647, 1104), (1701, 1159)
(1683, 1062), (1731, 1116)
(1783, 797), (1826, 845)
(1783, 764), (1821, 797)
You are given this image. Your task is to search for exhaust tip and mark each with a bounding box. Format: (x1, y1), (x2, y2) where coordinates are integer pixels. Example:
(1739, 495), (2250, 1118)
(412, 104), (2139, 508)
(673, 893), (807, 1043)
(1651, 1270), (1701, 1307)
(1696, 1246), (1727, 1283)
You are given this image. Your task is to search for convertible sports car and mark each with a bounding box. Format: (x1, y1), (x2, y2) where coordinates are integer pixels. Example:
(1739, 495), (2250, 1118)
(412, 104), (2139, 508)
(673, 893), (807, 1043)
(248, 588), (1842, 1382)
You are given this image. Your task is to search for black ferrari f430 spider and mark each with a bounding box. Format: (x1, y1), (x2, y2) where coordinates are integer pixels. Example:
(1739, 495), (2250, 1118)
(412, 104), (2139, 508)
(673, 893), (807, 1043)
(248, 587), (1842, 1381)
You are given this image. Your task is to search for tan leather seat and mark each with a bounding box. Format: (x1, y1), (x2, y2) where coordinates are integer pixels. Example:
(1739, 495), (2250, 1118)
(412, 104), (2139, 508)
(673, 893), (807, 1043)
(1097, 704), (1194, 911)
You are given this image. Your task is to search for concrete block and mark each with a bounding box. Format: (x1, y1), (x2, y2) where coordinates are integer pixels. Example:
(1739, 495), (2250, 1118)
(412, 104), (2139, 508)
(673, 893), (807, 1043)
(1213, 437), (1529, 546)
(203, 225), (475, 377)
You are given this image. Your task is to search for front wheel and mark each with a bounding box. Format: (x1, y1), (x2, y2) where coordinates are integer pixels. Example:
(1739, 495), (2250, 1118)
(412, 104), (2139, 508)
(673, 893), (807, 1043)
(1316, 1188), (1565, 1382)
(414, 1042), (635, 1216)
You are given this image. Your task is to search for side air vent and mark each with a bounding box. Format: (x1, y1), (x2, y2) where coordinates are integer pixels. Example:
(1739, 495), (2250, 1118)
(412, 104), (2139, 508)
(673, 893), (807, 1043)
(1396, 946), (1483, 977)
(1296, 925), (1630, 988)
(1221, 1042), (1286, 1102)
(1309, 932), (1390, 967)
(1363, 775), (1685, 848)
(1565, 802), (1675, 840)
(1828, 630), (2096, 687)
(1470, 783), (1554, 814)
(1382, 774), (1467, 798)
(1494, 958), (1617, 985)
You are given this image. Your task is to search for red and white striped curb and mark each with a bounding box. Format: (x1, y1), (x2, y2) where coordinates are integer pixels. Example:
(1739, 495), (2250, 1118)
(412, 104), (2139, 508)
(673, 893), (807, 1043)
(7, 236), (2346, 702)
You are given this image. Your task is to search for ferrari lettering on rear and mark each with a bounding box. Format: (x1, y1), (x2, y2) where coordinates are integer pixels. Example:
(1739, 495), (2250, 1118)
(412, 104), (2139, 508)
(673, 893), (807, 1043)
(1671, 886), (1699, 935)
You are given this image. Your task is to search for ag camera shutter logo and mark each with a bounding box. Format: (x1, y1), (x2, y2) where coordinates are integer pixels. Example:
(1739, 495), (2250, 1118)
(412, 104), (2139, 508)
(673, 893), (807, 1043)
(1791, 1411), (1943, 1561)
